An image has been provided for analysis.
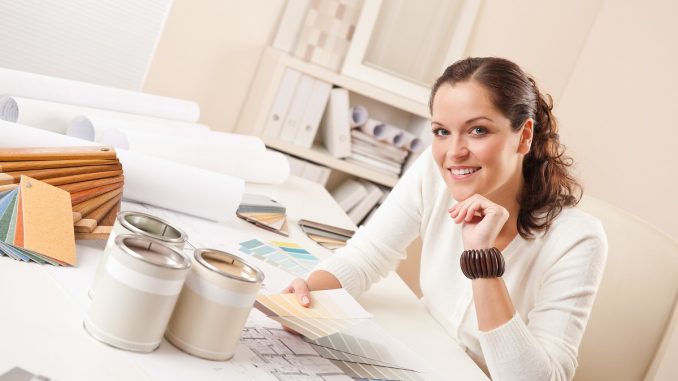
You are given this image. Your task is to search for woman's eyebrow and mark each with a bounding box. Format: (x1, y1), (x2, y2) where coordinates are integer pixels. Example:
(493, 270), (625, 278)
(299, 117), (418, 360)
(464, 116), (493, 124)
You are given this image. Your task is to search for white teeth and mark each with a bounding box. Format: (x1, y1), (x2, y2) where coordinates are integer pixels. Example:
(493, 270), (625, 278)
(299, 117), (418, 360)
(450, 168), (479, 175)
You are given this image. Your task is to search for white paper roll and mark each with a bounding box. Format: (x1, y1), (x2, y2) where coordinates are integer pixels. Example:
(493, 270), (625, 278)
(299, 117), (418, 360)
(0, 121), (244, 222)
(360, 118), (386, 139)
(98, 128), (289, 184)
(349, 105), (369, 127)
(381, 124), (405, 146)
(68, 115), (211, 142)
(398, 130), (424, 152)
(0, 96), (208, 136)
(68, 115), (263, 151)
(0, 67), (200, 122)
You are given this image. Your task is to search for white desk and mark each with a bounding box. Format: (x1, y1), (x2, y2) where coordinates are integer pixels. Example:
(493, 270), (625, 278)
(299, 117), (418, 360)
(0, 176), (487, 381)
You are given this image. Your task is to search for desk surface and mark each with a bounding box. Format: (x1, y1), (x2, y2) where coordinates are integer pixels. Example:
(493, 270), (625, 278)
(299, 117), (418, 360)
(0, 176), (487, 381)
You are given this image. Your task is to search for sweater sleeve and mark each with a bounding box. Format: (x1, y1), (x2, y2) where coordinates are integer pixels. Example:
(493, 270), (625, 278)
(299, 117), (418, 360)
(313, 149), (431, 297)
(478, 216), (608, 381)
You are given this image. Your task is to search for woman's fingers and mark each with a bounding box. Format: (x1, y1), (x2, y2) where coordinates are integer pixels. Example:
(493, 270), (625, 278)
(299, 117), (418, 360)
(284, 278), (312, 307)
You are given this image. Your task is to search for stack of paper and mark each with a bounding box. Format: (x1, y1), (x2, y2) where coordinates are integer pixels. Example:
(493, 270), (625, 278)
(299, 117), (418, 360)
(347, 130), (410, 176)
(255, 289), (373, 340)
(0, 147), (124, 240)
(236, 193), (289, 236)
(0, 176), (76, 266)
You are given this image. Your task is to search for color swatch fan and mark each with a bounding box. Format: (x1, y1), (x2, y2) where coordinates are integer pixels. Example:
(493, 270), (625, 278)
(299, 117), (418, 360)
(0, 176), (76, 265)
(255, 289), (372, 340)
(236, 193), (289, 236)
(0, 147), (124, 240)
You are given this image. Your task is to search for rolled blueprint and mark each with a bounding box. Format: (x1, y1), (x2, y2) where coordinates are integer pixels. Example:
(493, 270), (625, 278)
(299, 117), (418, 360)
(0, 67), (199, 122)
(380, 124), (405, 146)
(0, 121), (244, 222)
(396, 130), (424, 152)
(349, 105), (369, 127)
(69, 114), (208, 142)
(359, 118), (386, 139)
(0, 96), (207, 135)
(98, 128), (289, 184)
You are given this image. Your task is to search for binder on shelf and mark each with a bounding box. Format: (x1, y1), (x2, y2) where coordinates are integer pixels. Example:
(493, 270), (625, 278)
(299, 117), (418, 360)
(300, 160), (328, 186)
(279, 74), (315, 143)
(285, 154), (306, 177)
(293, 78), (332, 148)
(347, 181), (384, 225)
(264, 68), (302, 139)
(321, 88), (351, 158)
(331, 179), (367, 212)
(317, 166), (331, 187)
(272, 0), (310, 53)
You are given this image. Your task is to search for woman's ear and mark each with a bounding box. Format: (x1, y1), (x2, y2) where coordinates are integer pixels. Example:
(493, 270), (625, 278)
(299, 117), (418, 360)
(518, 119), (534, 154)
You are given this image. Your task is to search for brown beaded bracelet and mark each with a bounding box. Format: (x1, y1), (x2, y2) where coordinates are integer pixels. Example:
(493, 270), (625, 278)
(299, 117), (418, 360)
(459, 247), (505, 279)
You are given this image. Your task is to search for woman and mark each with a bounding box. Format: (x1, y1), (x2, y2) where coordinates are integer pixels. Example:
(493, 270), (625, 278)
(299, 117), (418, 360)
(285, 57), (607, 380)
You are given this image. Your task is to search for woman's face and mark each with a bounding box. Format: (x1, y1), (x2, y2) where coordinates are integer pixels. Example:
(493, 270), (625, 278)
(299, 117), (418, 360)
(431, 81), (532, 202)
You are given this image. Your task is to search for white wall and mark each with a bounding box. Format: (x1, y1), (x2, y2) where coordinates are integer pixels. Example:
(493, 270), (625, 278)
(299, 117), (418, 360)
(142, 0), (284, 132)
(556, 0), (678, 239)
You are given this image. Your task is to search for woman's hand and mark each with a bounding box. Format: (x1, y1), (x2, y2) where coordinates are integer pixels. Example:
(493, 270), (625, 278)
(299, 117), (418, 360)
(448, 194), (509, 249)
(280, 278), (312, 335)
(283, 277), (312, 307)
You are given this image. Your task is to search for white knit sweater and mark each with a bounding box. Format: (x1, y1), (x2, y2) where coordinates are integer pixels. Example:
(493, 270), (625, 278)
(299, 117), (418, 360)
(315, 148), (608, 381)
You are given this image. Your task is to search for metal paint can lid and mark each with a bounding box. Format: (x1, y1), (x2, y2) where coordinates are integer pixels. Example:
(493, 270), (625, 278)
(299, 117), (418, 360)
(194, 249), (264, 283)
(117, 211), (187, 244)
(115, 234), (191, 270)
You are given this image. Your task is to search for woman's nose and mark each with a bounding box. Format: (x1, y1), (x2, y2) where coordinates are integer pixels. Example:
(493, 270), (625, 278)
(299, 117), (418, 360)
(447, 136), (469, 160)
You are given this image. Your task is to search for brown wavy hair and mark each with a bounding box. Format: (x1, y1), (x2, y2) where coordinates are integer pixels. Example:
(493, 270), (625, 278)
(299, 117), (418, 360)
(429, 57), (582, 238)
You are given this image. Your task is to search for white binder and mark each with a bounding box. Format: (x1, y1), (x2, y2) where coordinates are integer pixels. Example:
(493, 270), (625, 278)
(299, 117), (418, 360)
(294, 78), (332, 148)
(321, 88), (351, 158)
(263, 68), (302, 139)
(331, 178), (368, 212)
(278, 74), (315, 143)
(347, 181), (384, 224)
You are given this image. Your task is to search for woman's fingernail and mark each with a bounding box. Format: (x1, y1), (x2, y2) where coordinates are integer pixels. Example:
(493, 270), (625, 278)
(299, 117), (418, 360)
(302, 296), (310, 305)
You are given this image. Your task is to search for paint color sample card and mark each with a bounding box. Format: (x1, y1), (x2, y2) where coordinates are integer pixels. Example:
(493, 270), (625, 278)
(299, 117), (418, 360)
(0, 176), (76, 265)
(255, 289), (373, 340)
(308, 333), (413, 371)
(238, 238), (319, 277)
(329, 360), (426, 381)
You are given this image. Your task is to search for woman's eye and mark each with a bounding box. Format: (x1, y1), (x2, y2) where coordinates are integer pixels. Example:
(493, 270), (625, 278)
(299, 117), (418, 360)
(470, 127), (488, 135)
(432, 128), (450, 136)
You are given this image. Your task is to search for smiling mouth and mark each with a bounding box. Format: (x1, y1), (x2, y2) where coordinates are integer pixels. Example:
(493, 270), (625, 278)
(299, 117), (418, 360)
(449, 167), (481, 176)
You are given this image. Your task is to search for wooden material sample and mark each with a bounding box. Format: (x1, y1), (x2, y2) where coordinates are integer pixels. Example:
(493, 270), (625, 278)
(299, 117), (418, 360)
(0, 159), (118, 172)
(0, 146), (116, 161)
(19, 176), (77, 265)
(70, 182), (123, 205)
(99, 201), (120, 227)
(72, 188), (123, 216)
(58, 176), (124, 193)
(74, 219), (97, 233)
(43, 170), (123, 186)
(84, 195), (122, 224)
(75, 225), (113, 240)
(0, 164), (122, 185)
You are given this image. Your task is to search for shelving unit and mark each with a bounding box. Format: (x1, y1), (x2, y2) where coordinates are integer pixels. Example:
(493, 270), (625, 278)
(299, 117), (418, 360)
(263, 137), (399, 188)
(236, 47), (430, 192)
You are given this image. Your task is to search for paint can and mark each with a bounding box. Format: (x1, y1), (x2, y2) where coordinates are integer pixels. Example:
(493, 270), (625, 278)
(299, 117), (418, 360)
(89, 211), (188, 298)
(165, 249), (264, 360)
(84, 234), (191, 352)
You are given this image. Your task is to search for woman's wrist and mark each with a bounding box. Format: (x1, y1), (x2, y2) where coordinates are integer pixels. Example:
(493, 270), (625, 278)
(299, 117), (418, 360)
(460, 247), (505, 279)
